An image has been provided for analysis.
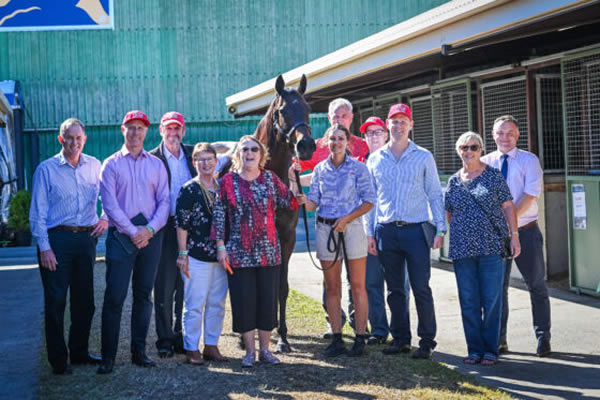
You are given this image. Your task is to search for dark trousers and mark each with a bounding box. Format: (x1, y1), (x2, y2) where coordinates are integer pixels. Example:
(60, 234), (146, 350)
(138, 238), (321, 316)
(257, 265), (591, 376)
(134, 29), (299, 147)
(38, 230), (97, 369)
(100, 228), (163, 361)
(500, 223), (551, 344)
(376, 223), (437, 350)
(154, 218), (184, 351)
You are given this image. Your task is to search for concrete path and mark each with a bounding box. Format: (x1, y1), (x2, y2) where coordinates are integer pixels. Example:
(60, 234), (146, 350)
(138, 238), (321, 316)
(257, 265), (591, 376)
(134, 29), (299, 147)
(290, 216), (600, 400)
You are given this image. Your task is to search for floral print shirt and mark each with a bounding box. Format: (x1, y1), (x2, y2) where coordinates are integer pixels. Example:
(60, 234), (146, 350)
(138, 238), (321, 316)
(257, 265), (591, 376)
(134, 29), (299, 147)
(175, 179), (217, 262)
(211, 170), (299, 269)
(445, 165), (513, 260)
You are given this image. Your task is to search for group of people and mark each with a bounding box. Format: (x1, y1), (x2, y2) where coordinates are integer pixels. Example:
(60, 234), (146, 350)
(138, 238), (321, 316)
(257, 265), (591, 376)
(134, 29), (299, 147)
(30, 97), (552, 376)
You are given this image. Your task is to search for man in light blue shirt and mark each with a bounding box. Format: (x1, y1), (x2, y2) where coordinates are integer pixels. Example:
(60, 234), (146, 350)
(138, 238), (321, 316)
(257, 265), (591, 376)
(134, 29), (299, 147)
(364, 104), (445, 359)
(30, 118), (108, 374)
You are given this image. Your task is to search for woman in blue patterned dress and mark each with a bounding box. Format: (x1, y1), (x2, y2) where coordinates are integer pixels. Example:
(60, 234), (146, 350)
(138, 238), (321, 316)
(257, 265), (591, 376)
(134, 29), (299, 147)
(444, 131), (520, 366)
(300, 124), (375, 358)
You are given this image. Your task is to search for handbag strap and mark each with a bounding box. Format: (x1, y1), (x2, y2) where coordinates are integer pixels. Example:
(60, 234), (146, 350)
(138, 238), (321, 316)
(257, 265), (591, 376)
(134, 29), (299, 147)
(459, 178), (508, 241)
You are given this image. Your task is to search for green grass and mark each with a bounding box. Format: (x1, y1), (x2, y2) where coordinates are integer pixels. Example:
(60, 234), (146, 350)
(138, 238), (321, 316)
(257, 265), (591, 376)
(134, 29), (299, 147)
(40, 263), (513, 399)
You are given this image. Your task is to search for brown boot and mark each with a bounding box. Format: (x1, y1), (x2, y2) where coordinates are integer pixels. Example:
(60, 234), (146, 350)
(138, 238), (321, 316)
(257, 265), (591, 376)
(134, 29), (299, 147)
(185, 350), (204, 365)
(203, 345), (228, 362)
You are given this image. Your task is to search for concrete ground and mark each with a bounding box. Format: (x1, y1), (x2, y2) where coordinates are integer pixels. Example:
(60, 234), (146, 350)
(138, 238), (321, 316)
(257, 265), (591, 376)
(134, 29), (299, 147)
(1, 220), (599, 399)
(291, 217), (600, 400)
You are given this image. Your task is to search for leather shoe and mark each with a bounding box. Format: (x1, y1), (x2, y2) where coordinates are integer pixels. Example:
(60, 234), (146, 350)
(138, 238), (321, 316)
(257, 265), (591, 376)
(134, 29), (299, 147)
(411, 346), (434, 359)
(132, 352), (156, 368)
(157, 347), (174, 358)
(96, 359), (114, 374)
(536, 338), (551, 357)
(71, 353), (102, 365)
(382, 340), (411, 355)
(186, 350), (204, 365)
(498, 343), (509, 355)
(203, 345), (228, 362)
(52, 364), (73, 375)
(367, 335), (387, 345)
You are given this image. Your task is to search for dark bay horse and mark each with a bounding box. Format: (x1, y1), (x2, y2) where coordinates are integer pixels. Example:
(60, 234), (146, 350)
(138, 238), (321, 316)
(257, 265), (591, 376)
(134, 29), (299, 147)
(254, 74), (315, 352)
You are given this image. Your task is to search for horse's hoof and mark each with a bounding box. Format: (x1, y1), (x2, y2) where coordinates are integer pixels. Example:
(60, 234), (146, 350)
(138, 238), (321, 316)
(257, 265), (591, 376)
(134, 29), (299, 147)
(276, 339), (292, 353)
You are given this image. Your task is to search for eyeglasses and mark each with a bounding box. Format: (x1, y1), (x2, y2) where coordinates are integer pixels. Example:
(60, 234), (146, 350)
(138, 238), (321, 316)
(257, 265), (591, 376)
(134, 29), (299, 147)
(459, 144), (481, 152)
(365, 129), (386, 137)
(241, 147), (260, 153)
(194, 157), (215, 163)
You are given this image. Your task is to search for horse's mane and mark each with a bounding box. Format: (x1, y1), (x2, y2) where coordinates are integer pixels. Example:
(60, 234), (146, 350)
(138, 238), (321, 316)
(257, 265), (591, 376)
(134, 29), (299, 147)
(254, 95), (282, 151)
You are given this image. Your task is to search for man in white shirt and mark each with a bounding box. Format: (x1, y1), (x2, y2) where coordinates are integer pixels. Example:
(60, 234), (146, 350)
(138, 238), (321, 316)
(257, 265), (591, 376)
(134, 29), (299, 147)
(481, 115), (551, 357)
(149, 112), (197, 358)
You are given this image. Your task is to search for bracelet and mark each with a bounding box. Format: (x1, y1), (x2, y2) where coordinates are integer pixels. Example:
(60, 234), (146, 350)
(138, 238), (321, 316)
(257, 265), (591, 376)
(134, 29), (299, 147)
(217, 245), (226, 251)
(146, 225), (154, 236)
(511, 231), (519, 236)
(178, 250), (189, 256)
(436, 231), (446, 237)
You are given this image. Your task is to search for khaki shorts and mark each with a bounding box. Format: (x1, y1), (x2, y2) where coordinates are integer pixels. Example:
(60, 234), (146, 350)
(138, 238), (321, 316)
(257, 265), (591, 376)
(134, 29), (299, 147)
(316, 218), (368, 261)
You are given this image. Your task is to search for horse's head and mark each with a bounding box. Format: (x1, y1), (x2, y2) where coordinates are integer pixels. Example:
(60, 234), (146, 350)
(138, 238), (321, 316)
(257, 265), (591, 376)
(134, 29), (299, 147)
(273, 74), (316, 161)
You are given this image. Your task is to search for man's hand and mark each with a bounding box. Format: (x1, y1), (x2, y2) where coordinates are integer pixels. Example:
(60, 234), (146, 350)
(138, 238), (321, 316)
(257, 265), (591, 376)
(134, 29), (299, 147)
(367, 236), (378, 256)
(40, 249), (58, 271)
(432, 235), (444, 249)
(131, 226), (152, 248)
(332, 216), (349, 233)
(91, 219), (108, 238)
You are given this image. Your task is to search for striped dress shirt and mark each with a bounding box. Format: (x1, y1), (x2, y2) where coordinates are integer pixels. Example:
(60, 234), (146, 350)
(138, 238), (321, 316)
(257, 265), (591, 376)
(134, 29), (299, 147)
(30, 152), (103, 251)
(363, 141), (445, 236)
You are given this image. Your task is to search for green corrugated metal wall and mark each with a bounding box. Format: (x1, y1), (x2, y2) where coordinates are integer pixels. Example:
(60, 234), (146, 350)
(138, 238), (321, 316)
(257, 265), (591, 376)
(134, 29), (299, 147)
(0, 0), (448, 163)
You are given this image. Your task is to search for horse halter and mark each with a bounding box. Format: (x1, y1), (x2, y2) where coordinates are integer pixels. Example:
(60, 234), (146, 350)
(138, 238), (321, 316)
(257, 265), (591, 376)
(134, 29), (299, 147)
(272, 108), (311, 145)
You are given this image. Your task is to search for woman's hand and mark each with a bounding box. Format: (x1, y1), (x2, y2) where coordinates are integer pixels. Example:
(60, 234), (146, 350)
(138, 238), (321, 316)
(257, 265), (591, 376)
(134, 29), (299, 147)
(176, 254), (190, 278)
(295, 193), (307, 205)
(288, 160), (301, 183)
(333, 216), (350, 232)
(217, 249), (229, 271)
(510, 235), (521, 259)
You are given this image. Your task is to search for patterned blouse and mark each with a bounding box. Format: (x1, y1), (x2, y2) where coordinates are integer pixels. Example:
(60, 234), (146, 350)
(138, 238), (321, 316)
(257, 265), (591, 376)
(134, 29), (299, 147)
(211, 170), (299, 269)
(444, 165), (513, 260)
(175, 179), (218, 262)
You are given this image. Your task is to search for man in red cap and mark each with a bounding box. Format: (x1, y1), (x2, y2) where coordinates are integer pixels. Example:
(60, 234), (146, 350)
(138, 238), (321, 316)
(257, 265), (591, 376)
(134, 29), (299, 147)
(97, 110), (170, 374)
(364, 103), (445, 359)
(149, 112), (197, 359)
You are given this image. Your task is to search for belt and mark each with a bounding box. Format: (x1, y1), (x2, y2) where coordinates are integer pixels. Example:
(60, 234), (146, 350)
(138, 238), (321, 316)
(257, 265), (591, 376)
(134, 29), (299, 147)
(518, 220), (538, 231)
(50, 225), (95, 233)
(386, 220), (420, 227)
(317, 216), (337, 226)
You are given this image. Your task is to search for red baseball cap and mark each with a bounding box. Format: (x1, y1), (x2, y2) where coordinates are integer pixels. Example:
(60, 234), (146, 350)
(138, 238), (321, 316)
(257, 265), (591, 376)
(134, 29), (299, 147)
(387, 103), (412, 120)
(122, 110), (150, 126)
(360, 116), (387, 134)
(160, 111), (185, 127)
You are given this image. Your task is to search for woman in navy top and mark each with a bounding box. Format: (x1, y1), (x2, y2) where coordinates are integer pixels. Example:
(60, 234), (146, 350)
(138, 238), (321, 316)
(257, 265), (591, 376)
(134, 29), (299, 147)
(297, 124), (375, 358)
(444, 131), (520, 365)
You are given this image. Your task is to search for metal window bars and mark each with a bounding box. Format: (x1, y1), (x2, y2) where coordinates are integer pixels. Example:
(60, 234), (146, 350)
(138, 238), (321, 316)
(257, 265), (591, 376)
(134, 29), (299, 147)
(536, 73), (564, 172)
(562, 49), (600, 176)
(480, 76), (529, 154)
(409, 95), (434, 153)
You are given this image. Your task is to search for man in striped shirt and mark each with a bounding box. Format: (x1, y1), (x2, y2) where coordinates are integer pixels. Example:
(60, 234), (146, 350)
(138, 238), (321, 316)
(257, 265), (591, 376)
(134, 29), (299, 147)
(30, 118), (108, 375)
(364, 104), (445, 360)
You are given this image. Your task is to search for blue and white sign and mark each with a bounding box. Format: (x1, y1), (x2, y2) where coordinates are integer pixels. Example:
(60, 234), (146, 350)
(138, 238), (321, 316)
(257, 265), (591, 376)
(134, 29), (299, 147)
(0, 0), (113, 32)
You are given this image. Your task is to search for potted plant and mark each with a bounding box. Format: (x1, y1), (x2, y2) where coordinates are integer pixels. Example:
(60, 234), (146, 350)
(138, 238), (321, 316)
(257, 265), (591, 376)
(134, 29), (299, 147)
(8, 190), (32, 246)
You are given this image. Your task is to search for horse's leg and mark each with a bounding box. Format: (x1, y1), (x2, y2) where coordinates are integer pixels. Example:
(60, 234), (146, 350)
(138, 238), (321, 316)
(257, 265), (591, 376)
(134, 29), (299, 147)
(275, 209), (298, 353)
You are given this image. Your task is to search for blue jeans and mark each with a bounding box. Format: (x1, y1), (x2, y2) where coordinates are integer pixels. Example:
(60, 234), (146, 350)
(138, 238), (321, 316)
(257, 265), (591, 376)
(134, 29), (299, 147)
(453, 255), (505, 360)
(366, 254), (410, 337)
(376, 223), (436, 349)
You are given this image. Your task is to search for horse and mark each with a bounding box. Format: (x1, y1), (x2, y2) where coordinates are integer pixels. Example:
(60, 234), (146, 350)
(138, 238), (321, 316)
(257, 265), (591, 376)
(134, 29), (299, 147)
(253, 74), (315, 352)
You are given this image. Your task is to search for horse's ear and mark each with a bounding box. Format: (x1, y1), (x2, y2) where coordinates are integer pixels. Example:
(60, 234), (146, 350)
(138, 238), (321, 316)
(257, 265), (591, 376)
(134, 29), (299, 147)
(298, 74), (307, 95)
(275, 75), (285, 96)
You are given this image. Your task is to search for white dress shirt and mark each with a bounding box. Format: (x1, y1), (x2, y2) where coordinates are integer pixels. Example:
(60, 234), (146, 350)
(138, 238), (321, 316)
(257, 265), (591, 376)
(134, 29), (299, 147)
(164, 144), (192, 216)
(482, 147), (543, 228)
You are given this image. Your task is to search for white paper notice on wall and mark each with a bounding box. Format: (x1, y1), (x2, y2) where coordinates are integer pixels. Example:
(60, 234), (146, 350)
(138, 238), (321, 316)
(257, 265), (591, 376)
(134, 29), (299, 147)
(572, 184), (587, 230)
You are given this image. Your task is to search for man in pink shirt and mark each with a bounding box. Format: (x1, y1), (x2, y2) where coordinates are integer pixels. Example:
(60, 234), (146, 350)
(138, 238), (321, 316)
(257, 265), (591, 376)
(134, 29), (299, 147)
(97, 110), (170, 374)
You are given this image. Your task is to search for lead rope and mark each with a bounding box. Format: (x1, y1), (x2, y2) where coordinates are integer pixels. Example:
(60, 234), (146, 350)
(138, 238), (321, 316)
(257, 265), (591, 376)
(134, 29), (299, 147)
(294, 169), (348, 272)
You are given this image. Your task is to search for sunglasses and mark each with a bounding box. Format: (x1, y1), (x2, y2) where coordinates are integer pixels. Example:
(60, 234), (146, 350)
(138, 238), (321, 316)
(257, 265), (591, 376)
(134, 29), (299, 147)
(365, 129), (386, 137)
(459, 144), (480, 152)
(241, 147), (260, 153)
